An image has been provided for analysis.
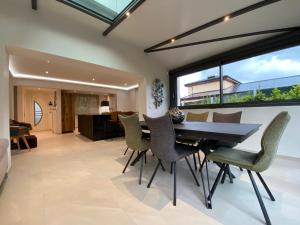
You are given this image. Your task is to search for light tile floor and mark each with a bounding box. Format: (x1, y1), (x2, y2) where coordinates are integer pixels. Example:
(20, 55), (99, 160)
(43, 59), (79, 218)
(0, 132), (299, 225)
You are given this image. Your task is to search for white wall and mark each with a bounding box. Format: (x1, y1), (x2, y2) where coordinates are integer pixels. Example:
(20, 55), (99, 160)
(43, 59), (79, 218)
(0, 0), (169, 169)
(0, 0), (169, 116)
(182, 106), (300, 158)
(0, 47), (11, 169)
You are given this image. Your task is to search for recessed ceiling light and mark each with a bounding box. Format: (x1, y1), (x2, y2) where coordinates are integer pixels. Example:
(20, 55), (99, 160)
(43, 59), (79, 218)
(224, 16), (230, 22)
(45, 71), (49, 74)
(126, 12), (130, 17)
(38, 88), (41, 90)
(124, 83), (127, 86)
(47, 60), (50, 64)
(171, 38), (175, 43)
(10, 69), (139, 91)
(92, 78), (95, 81)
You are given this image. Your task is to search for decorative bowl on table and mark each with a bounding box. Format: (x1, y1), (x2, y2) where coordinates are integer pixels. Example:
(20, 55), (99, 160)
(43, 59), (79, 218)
(168, 107), (185, 124)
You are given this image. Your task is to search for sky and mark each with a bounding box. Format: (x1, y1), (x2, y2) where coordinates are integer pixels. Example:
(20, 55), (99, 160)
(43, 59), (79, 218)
(179, 45), (300, 98)
(94, 0), (132, 13)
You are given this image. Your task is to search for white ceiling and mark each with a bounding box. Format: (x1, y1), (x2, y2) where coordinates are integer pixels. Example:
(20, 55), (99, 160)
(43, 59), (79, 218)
(49, 0), (300, 70)
(109, 0), (300, 69)
(9, 0), (300, 85)
(8, 47), (143, 88)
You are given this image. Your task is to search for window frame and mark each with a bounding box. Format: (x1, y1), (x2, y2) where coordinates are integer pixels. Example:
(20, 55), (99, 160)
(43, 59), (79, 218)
(169, 30), (300, 109)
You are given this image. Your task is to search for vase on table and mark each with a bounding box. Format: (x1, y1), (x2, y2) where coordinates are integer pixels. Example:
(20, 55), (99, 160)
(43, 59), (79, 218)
(168, 107), (185, 124)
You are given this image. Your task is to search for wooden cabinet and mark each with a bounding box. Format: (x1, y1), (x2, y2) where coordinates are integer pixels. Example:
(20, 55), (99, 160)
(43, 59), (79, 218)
(61, 92), (75, 133)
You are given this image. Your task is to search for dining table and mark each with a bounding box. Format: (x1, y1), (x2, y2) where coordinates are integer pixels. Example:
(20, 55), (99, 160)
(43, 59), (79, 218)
(129, 121), (262, 167)
(140, 120), (262, 143)
(139, 120), (262, 208)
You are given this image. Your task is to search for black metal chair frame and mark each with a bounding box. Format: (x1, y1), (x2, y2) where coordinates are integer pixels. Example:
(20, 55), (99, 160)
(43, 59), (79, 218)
(205, 162), (275, 225)
(147, 156), (208, 207)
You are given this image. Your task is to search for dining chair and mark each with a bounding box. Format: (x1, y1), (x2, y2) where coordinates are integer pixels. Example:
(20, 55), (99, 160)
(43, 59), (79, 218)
(176, 112), (209, 171)
(144, 114), (208, 206)
(204, 111), (290, 225)
(200, 111), (242, 183)
(119, 114), (150, 185)
(122, 114), (150, 155)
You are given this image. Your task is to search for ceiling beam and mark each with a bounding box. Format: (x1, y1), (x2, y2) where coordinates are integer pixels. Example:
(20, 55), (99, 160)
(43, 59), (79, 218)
(103, 0), (146, 36)
(146, 27), (300, 53)
(144, 0), (282, 53)
(32, 0), (37, 10)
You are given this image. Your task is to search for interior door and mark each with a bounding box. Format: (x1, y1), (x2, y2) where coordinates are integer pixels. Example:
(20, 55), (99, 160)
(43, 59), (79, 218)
(61, 92), (75, 133)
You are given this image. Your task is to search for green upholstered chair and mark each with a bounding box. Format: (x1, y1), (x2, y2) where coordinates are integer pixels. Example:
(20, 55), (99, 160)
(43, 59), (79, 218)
(119, 114), (150, 185)
(176, 112), (209, 171)
(200, 111), (242, 183)
(186, 112), (209, 122)
(205, 111), (290, 225)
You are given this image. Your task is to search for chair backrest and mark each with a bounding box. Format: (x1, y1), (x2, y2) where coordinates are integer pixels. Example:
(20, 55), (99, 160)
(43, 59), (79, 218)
(213, 111), (242, 123)
(254, 111), (290, 172)
(186, 112), (209, 122)
(143, 114), (176, 162)
(119, 114), (143, 151)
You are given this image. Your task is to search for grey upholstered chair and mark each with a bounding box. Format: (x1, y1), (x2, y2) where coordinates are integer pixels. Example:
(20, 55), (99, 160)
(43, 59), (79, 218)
(143, 114), (207, 206)
(176, 112), (209, 171)
(205, 111), (290, 225)
(201, 111), (242, 183)
(119, 114), (150, 185)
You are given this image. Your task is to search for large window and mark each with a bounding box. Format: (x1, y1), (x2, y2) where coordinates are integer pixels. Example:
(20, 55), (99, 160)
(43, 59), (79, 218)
(178, 67), (220, 106)
(177, 45), (300, 107)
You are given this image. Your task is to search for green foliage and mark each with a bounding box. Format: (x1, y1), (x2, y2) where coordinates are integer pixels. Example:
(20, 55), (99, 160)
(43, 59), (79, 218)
(225, 84), (300, 104)
(182, 84), (300, 106)
(271, 88), (284, 100)
(288, 84), (300, 99)
(254, 91), (267, 101)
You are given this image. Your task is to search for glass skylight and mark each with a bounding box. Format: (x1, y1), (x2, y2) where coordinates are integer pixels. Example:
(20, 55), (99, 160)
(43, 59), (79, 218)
(64, 0), (134, 22)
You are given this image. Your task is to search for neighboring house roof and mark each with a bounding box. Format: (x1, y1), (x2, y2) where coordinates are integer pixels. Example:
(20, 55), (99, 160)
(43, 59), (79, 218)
(184, 75), (240, 87)
(181, 86), (235, 100)
(234, 75), (300, 93)
(181, 74), (300, 101)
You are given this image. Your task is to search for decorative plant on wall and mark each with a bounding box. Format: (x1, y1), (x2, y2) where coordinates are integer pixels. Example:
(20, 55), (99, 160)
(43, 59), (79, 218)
(152, 78), (164, 108)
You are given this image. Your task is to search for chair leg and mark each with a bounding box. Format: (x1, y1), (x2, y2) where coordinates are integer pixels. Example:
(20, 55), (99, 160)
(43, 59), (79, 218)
(199, 155), (207, 172)
(207, 163), (226, 207)
(256, 172), (275, 201)
(147, 161), (160, 188)
(130, 151), (143, 166)
(16, 137), (21, 150)
(204, 159), (211, 208)
(197, 152), (201, 167)
(170, 162), (173, 174)
(122, 150), (135, 173)
(123, 146), (129, 155)
(220, 164), (228, 184)
(144, 152), (147, 164)
(193, 154), (197, 171)
(227, 166), (233, 184)
(247, 170), (272, 225)
(22, 136), (31, 150)
(173, 162), (177, 206)
(185, 157), (200, 186)
(198, 163), (208, 208)
(139, 152), (145, 185)
(159, 161), (166, 171)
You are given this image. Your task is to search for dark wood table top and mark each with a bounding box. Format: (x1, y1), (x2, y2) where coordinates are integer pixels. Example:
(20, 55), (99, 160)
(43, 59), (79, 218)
(140, 121), (261, 143)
